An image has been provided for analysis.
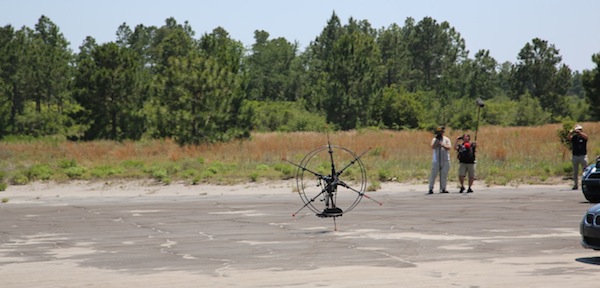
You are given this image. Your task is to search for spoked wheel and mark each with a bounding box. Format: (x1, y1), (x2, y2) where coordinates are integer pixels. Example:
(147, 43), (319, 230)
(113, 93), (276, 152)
(295, 145), (367, 217)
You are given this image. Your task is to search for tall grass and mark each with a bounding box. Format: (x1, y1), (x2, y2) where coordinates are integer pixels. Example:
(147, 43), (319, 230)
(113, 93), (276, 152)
(0, 123), (598, 188)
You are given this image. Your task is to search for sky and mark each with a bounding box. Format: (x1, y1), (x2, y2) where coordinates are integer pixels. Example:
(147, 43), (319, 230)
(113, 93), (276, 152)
(3, 0), (600, 72)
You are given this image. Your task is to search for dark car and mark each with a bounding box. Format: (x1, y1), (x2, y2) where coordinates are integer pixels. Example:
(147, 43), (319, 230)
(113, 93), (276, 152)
(581, 203), (600, 250)
(581, 156), (600, 203)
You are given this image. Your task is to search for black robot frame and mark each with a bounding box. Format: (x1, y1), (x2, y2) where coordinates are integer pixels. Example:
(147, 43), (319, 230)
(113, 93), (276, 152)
(285, 135), (382, 230)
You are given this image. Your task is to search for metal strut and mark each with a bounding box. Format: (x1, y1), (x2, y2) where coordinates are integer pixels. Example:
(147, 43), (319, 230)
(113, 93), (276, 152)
(285, 133), (382, 230)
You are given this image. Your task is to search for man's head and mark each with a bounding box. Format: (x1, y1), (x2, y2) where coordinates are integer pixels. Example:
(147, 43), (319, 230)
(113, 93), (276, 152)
(575, 124), (583, 132)
(435, 126), (445, 140)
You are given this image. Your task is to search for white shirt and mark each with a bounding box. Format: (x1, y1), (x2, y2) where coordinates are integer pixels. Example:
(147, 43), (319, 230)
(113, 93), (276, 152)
(431, 136), (451, 163)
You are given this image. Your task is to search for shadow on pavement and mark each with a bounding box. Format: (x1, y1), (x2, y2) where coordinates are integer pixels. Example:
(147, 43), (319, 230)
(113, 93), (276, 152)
(575, 257), (600, 265)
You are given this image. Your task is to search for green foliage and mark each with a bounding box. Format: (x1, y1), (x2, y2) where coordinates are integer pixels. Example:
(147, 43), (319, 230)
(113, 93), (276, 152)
(513, 93), (550, 126)
(64, 166), (88, 179)
(246, 30), (298, 101)
(120, 160), (146, 169)
(561, 161), (573, 174)
(58, 159), (78, 169)
(1, 134), (66, 144)
(369, 86), (424, 129)
(11, 173), (29, 185)
(0, 13), (595, 144)
(511, 38), (573, 122)
(582, 53), (600, 120)
(146, 165), (169, 183)
(273, 163), (293, 179)
(73, 41), (145, 140)
(478, 97), (517, 126)
(367, 180), (381, 192)
(249, 172), (259, 182)
(28, 164), (53, 180)
(0, 171), (6, 191)
(377, 168), (391, 181)
(245, 100), (327, 132)
(91, 166), (124, 178)
(557, 119), (576, 151)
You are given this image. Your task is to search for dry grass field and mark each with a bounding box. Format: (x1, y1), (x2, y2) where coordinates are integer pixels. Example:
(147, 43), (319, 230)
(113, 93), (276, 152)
(0, 122), (598, 188)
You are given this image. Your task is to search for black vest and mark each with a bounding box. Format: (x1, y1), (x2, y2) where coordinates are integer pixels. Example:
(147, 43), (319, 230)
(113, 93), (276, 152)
(572, 135), (587, 156)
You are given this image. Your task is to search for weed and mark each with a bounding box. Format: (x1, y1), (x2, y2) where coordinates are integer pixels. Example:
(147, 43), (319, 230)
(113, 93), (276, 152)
(91, 166), (124, 178)
(28, 164), (53, 180)
(367, 180), (381, 191)
(58, 159), (78, 169)
(249, 173), (259, 182)
(0, 123), (597, 186)
(64, 166), (88, 179)
(11, 173), (29, 185)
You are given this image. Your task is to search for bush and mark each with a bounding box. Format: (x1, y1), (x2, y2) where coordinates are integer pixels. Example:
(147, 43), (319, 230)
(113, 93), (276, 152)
(11, 173), (29, 185)
(274, 163), (293, 179)
(64, 166), (88, 179)
(245, 101), (327, 132)
(58, 159), (78, 169)
(28, 164), (54, 180)
(91, 166), (124, 178)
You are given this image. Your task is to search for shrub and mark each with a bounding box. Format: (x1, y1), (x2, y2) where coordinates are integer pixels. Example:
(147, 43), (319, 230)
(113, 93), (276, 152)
(249, 172), (259, 182)
(378, 169), (391, 181)
(11, 173), (29, 185)
(58, 159), (78, 169)
(28, 164), (54, 180)
(147, 166), (170, 183)
(91, 166), (124, 178)
(367, 180), (381, 191)
(64, 166), (88, 179)
(274, 163), (293, 179)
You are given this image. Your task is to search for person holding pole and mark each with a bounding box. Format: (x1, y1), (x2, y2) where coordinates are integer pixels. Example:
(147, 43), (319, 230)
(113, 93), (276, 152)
(456, 134), (476, 193)
(428, 126), (451, 194)
(454, 98), (484, 193)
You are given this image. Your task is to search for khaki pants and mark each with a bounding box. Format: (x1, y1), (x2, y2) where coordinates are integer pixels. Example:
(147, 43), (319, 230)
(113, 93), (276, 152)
(429, 161), (450, 192)
(572, 155), (588, 187)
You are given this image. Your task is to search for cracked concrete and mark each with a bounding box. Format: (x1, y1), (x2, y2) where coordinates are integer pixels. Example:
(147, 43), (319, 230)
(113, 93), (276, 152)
(0, 180), (598, 287)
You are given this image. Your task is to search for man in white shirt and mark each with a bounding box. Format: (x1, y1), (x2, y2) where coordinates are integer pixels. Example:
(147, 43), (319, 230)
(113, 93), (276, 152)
(428, 126), (451, 194)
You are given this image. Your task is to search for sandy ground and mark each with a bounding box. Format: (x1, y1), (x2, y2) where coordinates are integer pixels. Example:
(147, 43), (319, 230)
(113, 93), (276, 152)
(0, 180), (599, 287)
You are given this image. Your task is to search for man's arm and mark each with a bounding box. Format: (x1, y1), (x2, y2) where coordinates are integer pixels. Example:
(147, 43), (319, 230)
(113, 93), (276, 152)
(442, 138), (452, 150)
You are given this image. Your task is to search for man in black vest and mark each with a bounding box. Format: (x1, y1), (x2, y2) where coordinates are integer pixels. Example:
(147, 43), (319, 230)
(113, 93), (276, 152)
(568, 124), (588, 190)
(456, 134), (476, 193)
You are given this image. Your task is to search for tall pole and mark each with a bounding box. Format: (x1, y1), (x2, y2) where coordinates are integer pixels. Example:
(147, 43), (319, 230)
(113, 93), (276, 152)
(475, 98), (485, 142)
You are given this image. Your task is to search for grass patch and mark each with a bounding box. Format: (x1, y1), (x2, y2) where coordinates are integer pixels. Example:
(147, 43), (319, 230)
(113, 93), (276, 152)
(0, 123), (597, 189)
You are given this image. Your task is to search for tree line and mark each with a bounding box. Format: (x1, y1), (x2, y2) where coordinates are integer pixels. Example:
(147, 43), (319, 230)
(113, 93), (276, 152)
(1, 13), (599, 144)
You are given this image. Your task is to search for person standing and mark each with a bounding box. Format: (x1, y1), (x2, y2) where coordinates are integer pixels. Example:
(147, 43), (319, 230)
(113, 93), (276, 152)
(568, 124), (588, 190)
(455, 134), (476, 193)
(428, 126), (452, 194)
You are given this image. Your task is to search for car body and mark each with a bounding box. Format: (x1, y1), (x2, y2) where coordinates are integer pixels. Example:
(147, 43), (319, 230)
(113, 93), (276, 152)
(581, 157), (600, 203)
(580, 203), (600, 250)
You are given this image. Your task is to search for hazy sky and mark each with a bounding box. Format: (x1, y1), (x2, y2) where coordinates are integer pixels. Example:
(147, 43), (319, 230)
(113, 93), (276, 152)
(3, 0), (600, 71)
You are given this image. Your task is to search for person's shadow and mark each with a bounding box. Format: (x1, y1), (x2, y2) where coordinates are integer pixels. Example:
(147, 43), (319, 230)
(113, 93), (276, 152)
(576, 257), (600, 265)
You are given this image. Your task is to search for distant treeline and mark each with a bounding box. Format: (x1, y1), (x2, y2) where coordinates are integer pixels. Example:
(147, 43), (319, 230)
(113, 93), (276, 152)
(1, 13), (599, 144)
